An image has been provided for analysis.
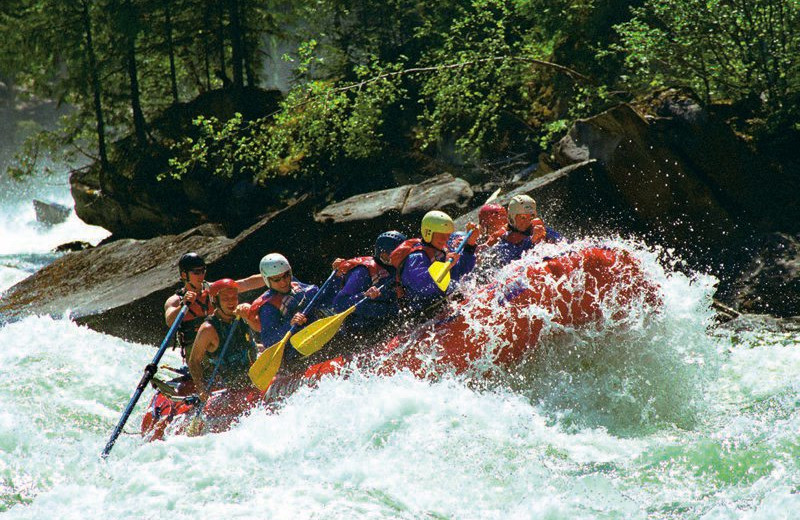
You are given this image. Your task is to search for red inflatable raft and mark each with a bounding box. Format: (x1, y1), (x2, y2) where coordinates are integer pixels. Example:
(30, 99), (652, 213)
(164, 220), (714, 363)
(141, 246), (659, 439)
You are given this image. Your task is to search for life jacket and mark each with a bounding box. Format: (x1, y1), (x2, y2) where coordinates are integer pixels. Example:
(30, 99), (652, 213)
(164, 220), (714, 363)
(502, 218), (546, 246)
(175, 282), (213, 362)
(204, 315), (258, 390)
(389, 238), (444, 299)
(337, 256), (390, 286)
(501, 228), (531, 246)
(248, 282), (305, 326)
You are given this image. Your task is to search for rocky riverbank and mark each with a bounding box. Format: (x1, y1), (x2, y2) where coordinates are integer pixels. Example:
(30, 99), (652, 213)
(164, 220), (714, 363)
(2, 90), (798, 343)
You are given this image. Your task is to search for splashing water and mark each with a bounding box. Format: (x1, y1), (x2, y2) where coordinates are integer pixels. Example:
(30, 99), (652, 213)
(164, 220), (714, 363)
(1, 235), (798, 518)
(0, 175), (109, 294)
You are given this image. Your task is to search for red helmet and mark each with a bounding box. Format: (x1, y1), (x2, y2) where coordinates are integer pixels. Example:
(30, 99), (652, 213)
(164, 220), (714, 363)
(209, 278), (239, 297)
(478, 204), (507, 229)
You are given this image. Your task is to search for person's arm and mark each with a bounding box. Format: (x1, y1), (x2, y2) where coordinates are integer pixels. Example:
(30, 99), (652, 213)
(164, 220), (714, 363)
(401, 252), (442, 297)
(188, 323), (218, 401)
(235, 303), (260, 331)
(450, 244), (476, 282)
(236, 274), (266, 292)
(164, 294), (184, 327)
(332, 267), (371, 312)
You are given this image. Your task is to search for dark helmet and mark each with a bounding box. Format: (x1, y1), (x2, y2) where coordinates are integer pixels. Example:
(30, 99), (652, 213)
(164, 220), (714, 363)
(178, 252), (206, 272)
(374, 230), (407, 258)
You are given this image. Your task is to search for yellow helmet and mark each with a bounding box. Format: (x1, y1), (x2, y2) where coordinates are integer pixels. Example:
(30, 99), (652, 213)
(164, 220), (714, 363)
(421, 210), (455, 243)
(508, 194), (537, 222)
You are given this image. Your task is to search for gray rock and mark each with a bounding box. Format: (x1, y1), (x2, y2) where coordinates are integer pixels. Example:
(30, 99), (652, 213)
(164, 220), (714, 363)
(33, 199), (71, 226)
(401, 174), (473, 214)
(315, 185), (411, 223)
(315, 173), (473, 223)
(548, 92), (800, 271)
(0, 223), (231, 344)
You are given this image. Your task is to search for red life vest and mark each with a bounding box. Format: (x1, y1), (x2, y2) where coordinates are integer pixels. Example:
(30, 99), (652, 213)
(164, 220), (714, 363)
(501, 229), (531, 245)
(178, 283), (213, 321)
(503, 218), (546, 245)
(389, 238), (443, 298)
(336, 256), (389, 285)
(248, 282), (304, 327)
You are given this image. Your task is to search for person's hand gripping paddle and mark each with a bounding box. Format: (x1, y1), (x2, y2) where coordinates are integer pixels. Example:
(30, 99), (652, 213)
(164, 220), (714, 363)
(247, 271), (336, 391)
(428, 229), (474, 291)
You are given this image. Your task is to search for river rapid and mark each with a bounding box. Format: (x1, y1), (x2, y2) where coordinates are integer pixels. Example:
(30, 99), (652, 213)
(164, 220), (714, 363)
(1, 177), (798, 519)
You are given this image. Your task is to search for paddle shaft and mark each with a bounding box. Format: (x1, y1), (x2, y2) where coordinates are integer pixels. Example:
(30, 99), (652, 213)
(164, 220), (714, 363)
(101, 304), (188, 458)
(290, 281), (391, 357)
(188, 317), (243, 434)
(434, 229), (474, 283)
(288, 270), (338, 336)
(199, 318), (241, 402)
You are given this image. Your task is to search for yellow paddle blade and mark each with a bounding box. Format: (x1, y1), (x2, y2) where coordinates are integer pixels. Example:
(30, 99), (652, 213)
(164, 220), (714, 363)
(248, 332), (290, 391)
(428, 260), (453, 291)
(290, 305), (357, 357)
(485, 187), (502, 204)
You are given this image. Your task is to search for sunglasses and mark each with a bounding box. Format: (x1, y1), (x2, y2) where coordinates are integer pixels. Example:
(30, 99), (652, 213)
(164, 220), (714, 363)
(268, 271), (292, 283)
(189, 267), (206, 275)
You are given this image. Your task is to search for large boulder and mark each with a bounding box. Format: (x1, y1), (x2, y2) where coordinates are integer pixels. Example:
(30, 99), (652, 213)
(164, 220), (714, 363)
(0, 224), (232, 345)
(0, 195), (315, 345)
(314, 173), (474, 249)
(549, 90), (800, 270)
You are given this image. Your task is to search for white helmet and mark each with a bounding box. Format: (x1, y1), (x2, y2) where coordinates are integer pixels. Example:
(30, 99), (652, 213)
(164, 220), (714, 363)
(507, 194), (537, 222)
(260, 253), (291, 286)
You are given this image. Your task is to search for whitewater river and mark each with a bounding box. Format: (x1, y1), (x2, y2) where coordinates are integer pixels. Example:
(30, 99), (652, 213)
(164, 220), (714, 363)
(1, 177), (798, 519)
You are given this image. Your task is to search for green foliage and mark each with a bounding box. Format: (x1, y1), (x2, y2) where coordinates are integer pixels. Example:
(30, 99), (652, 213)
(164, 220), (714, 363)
(170, 0), (611, 185)
(7, 0), (796, 193)
(613, 0), (800, 110)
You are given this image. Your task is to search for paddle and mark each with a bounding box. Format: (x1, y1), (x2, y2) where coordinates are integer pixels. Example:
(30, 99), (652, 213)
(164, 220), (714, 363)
(248, 271), (337, 391)
(289, 282), (390, 357)
(186, 318), (241, 436)
(485, 187), (502, 204)
(427, 229), (474, 291)
(101, 304), (188, 458)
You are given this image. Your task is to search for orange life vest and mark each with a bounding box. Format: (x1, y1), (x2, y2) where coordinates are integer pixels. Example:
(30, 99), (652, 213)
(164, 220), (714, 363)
(248, 282), (304, 328)
(336, 256), (389, 285)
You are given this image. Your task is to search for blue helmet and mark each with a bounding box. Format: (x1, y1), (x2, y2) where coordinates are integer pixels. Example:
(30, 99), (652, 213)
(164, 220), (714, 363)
(374, 230), (407, 258)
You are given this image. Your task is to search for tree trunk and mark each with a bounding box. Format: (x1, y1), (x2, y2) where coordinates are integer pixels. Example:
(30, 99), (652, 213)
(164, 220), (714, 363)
(123, 0), (147, 145)
(228, 0), (244, 90)
(80, 0), (109, 183)
(165, 5), (179, 103)
(203, 1), (212, 91)
(216, 2), (229, 87)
